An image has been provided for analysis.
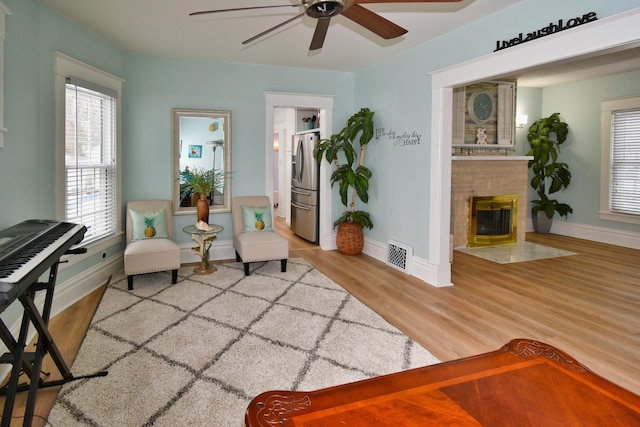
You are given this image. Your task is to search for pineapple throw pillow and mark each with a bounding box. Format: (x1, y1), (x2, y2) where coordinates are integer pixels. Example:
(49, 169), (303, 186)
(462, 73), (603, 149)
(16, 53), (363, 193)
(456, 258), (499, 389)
(130, 208), (170, 241)
(241, 206), (273, 232)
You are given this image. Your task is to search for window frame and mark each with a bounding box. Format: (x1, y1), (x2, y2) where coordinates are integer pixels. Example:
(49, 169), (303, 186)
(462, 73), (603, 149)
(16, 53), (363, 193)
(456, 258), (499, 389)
(55, 52), (123, 256)
(600, 95), (640, 225)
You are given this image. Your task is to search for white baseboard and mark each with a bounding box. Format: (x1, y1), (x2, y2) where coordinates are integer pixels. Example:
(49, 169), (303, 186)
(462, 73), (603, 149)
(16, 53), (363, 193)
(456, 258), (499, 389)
(362, 237), (451, 288)
(50, 253), (123, 318)
(363, 219), (640, 288)
(526, 217), (640, 250)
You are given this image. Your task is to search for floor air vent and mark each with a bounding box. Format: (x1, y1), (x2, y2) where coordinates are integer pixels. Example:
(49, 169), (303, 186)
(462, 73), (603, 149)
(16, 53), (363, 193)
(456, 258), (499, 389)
(386, 240), (412, 274)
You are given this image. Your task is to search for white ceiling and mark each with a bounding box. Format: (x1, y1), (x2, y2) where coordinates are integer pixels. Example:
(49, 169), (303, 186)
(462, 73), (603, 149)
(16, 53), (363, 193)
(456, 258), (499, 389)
(38, 0), (521, 72)
(512, 45), (640, 87)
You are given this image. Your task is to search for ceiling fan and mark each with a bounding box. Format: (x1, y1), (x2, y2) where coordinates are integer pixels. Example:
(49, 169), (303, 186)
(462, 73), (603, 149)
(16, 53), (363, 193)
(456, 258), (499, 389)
(190, 0), (462, 51)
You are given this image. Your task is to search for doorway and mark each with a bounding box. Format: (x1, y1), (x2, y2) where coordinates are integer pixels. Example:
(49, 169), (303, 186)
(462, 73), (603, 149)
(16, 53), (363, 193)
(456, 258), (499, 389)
(265, 92), (335, 250)
(429, 9), (640, 287)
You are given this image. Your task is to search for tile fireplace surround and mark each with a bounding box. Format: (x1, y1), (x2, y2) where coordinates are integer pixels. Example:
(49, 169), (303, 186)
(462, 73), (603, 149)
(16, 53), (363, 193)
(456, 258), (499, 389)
(451, 156), (532, 249)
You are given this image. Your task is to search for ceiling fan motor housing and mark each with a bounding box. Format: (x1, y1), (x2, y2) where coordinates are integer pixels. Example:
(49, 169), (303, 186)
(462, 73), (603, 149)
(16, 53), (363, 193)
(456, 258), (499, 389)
(305, 0), (346, 18)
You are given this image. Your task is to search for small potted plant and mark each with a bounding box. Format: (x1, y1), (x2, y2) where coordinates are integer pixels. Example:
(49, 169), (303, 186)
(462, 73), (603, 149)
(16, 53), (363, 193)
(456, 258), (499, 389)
(179, 167), (226, 223)
(314, 108), (375, 255)
(302, 115), (317, 130)
(526, 112), (572, 233)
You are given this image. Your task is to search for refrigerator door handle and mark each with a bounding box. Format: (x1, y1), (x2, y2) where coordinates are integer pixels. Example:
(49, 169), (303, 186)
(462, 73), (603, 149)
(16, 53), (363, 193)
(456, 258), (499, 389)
(297, 139), (304, 181)
(291, 188), (311, 196)
(291, 202), (311, 211)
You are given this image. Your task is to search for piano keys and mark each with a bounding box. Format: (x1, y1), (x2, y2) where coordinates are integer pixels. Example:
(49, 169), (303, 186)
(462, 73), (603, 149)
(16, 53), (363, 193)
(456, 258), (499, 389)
(0, 219), (86, 310)
(0, 219), (106, 427)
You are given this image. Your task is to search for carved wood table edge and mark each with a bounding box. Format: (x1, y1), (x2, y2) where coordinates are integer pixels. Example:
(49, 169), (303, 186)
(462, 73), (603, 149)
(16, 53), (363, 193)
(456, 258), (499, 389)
(244, 338), (640, 426)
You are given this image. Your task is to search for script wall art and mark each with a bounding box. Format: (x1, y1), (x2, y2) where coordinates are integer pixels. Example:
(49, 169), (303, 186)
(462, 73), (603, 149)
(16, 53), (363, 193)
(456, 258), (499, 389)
(375, 128), (422, 147)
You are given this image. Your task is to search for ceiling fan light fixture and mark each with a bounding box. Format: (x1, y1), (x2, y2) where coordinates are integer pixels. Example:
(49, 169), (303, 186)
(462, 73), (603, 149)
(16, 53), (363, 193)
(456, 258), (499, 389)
(305, 0), (345, 19)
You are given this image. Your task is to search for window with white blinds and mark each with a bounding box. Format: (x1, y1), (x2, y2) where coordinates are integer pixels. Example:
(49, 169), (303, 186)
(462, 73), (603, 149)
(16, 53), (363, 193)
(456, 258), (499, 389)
(600, 96), (640, 224)
(610, 109), (640, 215)
(64, 79), (117, 243)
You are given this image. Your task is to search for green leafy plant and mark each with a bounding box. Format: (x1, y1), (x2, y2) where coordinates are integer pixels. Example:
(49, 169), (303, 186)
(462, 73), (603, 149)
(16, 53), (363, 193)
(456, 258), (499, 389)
(526, 112), (573, 219)
(314, 107), (375, 229)
(179, 167), (227, 201)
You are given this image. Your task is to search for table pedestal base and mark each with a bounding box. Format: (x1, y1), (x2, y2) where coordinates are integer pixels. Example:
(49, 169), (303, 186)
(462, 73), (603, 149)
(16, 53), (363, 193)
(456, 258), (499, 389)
(193, 265), (217, 275)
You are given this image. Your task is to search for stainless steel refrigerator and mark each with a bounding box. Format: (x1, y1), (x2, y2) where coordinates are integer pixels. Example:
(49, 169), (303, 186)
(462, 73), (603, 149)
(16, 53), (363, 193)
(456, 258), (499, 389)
(291, 132), (319, 243)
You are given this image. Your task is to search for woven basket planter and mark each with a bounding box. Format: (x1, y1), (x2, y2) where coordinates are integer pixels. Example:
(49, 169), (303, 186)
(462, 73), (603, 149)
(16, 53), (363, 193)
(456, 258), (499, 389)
(336, 222), (364, 255)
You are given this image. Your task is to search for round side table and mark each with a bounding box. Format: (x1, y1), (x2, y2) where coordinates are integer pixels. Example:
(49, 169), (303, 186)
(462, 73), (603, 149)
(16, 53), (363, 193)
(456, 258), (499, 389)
(183, 224), (223, 275)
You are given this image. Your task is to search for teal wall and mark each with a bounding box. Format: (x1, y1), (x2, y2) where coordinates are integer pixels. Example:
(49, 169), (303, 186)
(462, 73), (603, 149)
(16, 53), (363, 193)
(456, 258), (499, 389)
(122, 55), (353, 244)
(517, 70), (640, 233)
(537, 69), (640, 232)
(514, 86), (543, 154)
(353, 0), (640, 256)
(1, 0), (125, 225)
(0, 0), (639, 292)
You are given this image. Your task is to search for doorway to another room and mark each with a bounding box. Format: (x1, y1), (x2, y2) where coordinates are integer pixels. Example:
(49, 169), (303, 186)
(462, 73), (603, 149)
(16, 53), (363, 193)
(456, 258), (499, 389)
(265, 92), (334, 250)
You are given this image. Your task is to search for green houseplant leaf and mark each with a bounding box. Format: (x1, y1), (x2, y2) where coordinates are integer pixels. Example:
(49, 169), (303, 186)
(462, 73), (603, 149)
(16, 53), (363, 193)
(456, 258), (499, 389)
(314, 107), (376, 230)
(179, 167), (228, 202)
(526, 113), (572, 220)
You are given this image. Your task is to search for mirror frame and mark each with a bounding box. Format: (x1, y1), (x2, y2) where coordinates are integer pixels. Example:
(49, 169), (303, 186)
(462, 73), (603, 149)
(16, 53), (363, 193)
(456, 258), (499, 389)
(172, 108), (232, 215)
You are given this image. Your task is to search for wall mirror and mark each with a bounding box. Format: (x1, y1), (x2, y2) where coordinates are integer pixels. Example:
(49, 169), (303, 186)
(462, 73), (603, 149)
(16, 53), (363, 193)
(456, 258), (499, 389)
(172, 108), (232, 215)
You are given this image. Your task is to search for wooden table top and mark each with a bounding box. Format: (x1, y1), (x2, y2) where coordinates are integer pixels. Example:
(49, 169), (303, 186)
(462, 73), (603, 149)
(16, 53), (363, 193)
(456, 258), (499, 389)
(245, 339), (640, 426)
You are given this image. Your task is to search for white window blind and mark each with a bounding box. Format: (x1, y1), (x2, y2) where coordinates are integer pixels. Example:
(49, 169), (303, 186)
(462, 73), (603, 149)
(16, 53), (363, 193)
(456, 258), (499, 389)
(610, 109), (640, 215)
(65, 79), (117, 243)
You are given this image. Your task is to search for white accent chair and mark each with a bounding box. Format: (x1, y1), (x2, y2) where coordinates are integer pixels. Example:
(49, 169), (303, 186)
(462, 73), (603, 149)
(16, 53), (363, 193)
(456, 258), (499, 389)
(232, 196), (288, 276)
(124, 200), (181, 290)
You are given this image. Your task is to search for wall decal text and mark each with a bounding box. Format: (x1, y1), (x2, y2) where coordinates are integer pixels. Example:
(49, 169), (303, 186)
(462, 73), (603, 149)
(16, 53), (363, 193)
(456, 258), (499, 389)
(494, 11), (597, 52)
(376, 128), (422, 146)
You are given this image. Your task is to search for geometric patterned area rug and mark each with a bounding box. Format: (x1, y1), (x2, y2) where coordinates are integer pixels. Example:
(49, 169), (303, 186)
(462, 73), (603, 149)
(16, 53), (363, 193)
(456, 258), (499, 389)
(48, 258), (439, 426)
(455, 241), (577, 264)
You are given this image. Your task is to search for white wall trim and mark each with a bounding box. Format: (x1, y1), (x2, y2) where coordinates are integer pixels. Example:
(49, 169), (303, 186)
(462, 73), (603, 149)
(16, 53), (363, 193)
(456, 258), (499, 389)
(363, 236), (451, 288)
(525, 218), (640, 250)
(429, 8), (640, 287)
(0, 2), (11, 149)
(50, 253), (122, 317)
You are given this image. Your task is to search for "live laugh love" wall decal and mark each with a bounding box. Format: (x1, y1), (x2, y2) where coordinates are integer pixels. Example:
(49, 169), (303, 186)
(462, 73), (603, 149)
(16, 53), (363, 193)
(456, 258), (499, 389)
(494, 11), (597, 52)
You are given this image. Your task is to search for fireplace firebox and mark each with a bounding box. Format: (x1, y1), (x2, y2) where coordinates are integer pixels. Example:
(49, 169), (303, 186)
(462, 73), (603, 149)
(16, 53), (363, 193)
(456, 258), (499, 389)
(469, 195), (518, 247)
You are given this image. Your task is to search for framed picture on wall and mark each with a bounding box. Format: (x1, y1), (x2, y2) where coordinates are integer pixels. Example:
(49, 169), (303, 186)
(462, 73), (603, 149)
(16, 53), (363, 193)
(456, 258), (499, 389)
(188, 145), (202, 158)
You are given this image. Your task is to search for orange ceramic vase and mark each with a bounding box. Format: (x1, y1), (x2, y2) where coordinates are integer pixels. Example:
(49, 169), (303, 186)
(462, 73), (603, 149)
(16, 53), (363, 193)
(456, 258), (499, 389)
(196, 195), (210, 224)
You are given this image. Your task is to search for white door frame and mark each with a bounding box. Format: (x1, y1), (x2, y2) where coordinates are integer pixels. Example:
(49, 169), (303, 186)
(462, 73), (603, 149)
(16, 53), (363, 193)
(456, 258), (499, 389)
(429, 9), (640, 287)
(265, 92), (335, 249)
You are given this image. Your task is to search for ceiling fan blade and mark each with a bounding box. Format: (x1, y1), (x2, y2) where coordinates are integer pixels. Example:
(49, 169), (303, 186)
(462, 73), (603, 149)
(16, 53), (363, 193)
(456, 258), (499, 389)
(310, 18), (331, 50)
(190, 4), (301, 16)
(341, 4), (407, 39)
(354, 0), (463, 3)
(242, 12), (305, 45)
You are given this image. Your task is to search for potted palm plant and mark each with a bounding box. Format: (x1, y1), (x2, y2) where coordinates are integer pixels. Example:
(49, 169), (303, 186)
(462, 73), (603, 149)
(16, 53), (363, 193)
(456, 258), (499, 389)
(179, 167), (226, 223)
(526, 112), (572, 233)
(314, 107), (375, 255)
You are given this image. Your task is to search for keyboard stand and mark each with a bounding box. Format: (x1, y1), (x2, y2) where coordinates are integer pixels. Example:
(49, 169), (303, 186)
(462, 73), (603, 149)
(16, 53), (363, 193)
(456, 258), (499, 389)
(0, 258), (107, 427)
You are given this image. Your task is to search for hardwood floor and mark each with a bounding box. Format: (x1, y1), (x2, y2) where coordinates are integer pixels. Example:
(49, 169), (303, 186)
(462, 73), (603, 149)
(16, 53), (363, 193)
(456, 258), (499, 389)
(4, 218), (639, 425)
(278, 218), (640, 396)
(0, 284), (106, 427)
